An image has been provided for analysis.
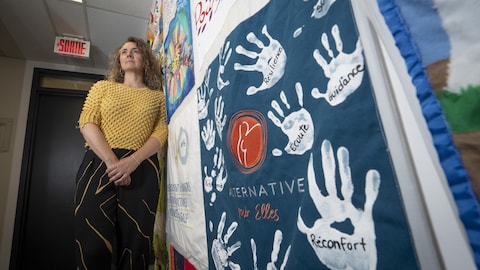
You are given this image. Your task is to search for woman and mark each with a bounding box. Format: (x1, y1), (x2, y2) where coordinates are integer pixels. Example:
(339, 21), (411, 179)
(74, 36), (167, 270)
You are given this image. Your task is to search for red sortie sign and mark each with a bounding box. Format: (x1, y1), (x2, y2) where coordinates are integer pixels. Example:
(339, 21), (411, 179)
(54, 36), (90, 58)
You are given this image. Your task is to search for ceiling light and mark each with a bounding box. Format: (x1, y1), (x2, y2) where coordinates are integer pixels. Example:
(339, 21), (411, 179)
(70, 0), (83, 3)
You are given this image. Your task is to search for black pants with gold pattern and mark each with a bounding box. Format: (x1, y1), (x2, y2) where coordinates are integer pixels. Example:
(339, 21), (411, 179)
(74, 149), (160, 270)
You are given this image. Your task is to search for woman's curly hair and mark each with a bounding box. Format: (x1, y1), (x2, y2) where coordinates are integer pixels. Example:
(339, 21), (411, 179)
(107, 36), (163, 91)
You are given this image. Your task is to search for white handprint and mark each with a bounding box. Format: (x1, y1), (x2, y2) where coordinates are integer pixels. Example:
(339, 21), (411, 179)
(213, 147), (228, 192)
(202, 119), (216, 150)
(311, 24), (365, 106)
(251, 230), (291, 270)
(215, 96), (227, 140)
(203, 147), (228, 206)
(204, 165), (214, 192)
(203, 164), (216, 206)
(211, 212), (241, 270)
(297, 139), (380, 270)
(268, 82), (314, 156)
(234, 25), (287, 95)
(198, 68), (213, 120)
(311, 0), (337, 19)
(217, 41), (232, 90)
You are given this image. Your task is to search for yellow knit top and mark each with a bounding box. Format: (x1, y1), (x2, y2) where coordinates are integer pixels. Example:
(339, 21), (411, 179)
(78, 80), (168, 150)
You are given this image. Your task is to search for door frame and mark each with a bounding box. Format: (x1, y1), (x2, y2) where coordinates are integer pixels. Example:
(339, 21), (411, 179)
(10, 68), (103, 269)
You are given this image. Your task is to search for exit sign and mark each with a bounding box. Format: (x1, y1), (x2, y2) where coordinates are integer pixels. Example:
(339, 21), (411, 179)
(54, 36), (90, 58)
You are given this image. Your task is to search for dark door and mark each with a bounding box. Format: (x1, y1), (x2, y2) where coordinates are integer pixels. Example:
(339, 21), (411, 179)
(11, 69), (103, 270)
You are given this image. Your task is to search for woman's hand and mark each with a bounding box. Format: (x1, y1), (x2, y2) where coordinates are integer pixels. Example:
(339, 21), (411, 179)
(106, 156), (139, 186)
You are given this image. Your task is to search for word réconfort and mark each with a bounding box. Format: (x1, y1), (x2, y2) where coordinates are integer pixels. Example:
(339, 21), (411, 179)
(229, 177), (305, 198)
(310, 234), (368, 252)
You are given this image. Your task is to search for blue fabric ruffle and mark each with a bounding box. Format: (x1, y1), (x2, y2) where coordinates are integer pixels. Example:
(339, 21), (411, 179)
(376, 0), (480, 267)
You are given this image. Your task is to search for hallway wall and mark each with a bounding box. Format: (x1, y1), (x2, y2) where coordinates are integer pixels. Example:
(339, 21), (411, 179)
(0, 58), (105, 269)
(0, 57), (25, 263)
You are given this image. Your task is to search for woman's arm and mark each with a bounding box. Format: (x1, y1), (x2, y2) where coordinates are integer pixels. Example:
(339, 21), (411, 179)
(129, 137), (161, 164)
(80, 122), (118, 167)
(81, 122), (164, 186)
(80, 122), (134, 186)
(104, 137), (162, 186)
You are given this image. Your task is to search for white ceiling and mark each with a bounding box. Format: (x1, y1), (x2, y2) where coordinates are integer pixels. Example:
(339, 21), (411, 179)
(0, 0), (153, 70)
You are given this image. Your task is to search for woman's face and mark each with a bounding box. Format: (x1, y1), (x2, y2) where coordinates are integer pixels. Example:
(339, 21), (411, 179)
(119, 41), (144, 74)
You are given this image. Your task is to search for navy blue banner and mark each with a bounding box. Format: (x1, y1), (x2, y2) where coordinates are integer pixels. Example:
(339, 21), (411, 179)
(196, 0), (418, 269)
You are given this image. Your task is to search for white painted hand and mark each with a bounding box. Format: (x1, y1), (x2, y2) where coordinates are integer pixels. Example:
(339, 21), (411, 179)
(211, 212), (241, 270)
(297, 139), (380, 270)
(234, 25), (287, 95)
(215, 96), (227, 140)
(268, 82), (314, 156)
(217, 41), (232, 90)
(203, 165), (214, 195)
(202, 119), (216, 151)
(213, 147), (228, 192)
(311, 0), (337, 19)
(197, 69), (213, 120)
(203, 147), (228, 206)
(251, 230), (291, 270)
(311, 24), (365, 106)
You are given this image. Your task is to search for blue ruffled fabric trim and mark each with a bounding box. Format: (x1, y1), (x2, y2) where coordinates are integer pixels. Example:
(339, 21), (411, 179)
(376, 0), (480, 267)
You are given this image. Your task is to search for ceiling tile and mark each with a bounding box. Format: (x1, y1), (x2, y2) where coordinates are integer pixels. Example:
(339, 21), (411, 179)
(0, 0), (56, 61)
(0, 0), (152, 69)
(46, 0), (89, 39)
(87, 6), (149, 63)
(86, 0), (152, 19)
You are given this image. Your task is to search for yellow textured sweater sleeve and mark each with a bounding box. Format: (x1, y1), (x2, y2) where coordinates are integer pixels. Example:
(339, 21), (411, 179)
(78, 80), (104, 128)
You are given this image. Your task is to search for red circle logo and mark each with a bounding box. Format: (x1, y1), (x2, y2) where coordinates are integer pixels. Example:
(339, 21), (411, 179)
(227, 110), (267, 174)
